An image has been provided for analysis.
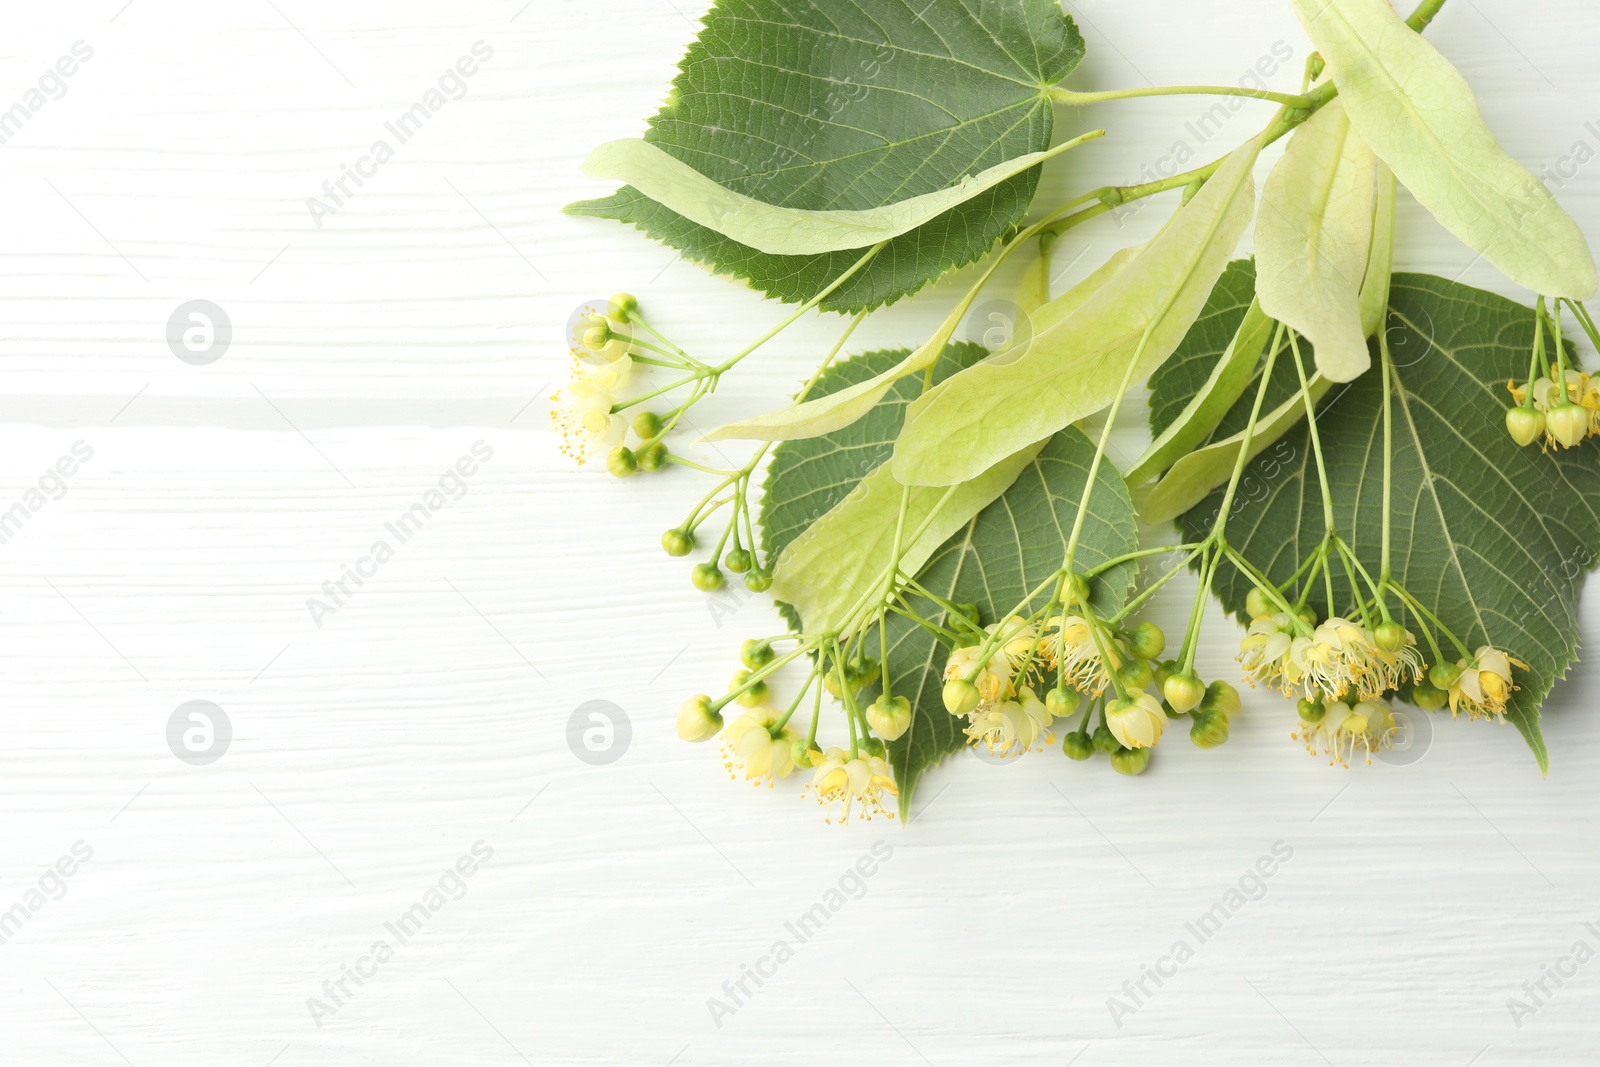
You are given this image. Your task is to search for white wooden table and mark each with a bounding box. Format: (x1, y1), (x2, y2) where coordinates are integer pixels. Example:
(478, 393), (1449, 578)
(2, 1), (1598, 1063)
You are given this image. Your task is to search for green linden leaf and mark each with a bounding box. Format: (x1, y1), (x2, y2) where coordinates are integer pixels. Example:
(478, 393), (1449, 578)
(565, 0), (1086, 313)
(1174, 274), (1600, 770)
(759, 343), (1138, 817)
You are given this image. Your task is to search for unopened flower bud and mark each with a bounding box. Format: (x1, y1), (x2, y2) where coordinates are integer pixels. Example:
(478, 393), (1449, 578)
(1153, 659), (1178, 688)
(1189, 709), (1230, 748)
(1548, 403), (1589, 448)
(1245, 587), (1273, 619)
(581, 323), (611, 352)
(948, 602), (981, 628)
(608, 292), (639, 322)
(942, 678), (980, 715)
(1046, 687), (1081, 717)
(1411, 681), (1447, 711)
(740, 639), (775, 669)
(606, 446), (637, 478)
(691, 563), (724, 592)
(847, 656), (881, 689)
(790, 740), (814, 769)
(1129, 621), (1166, 660)
(1110, 746), (1151, 776)
(724, 547), (753, 574)
(1092, 724), (1120, 754)
(1062, 731), (1094, 761)
(1297, 698), (1326, 723)
(1118, 660), (1154, 692)
(743, 569), (772, 592)
(661, 528), (694, 557)
(1428, 661), (1463, 690)
(866, 694), (912, 741)
(729, 669), (767, 707)
(1505, 406), (1545, 447)
(1062, 573), (1091, 606)
(632, 410), (663, 439)
(1201, 680), (1241, 719)
(1374, 621), (1407, 652)
(676, 695), (721, 742)
(636, 441), (667, 471)
(1163, 672), (1206, 714)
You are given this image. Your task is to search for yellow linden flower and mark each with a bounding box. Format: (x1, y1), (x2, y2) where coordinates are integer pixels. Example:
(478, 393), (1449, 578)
(1353, 627), (1424, 698)
(1447, 646), (1528, 720)
(720, 707), (797, 786)
(1295, 698), (1395, 766)
(1043, 613), (1118, 696)
(804, 747), (897, 823)
(964, 686), (1054, 758)
(1239, 612), (1297, 694)
(943, 643), (1014, 706)
(1105, 692), (1167, 749)
(551, 379), (626, 464)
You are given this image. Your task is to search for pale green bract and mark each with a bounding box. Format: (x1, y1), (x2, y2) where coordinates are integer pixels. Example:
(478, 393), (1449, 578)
(890, 132), (1265, 488)
(580, 133), (1102, 258)
(1255, 100), (1378, 382)
(770, 444), (1044, 637)
(1125, 295), (1273, 488)
(705, 242), (1142, 445)
(1293, 0), (1597, 299)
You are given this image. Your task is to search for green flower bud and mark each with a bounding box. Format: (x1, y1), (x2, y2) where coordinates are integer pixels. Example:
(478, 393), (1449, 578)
(866, 694), (913, 741)
(1153, 659), (1178, 689)
(608, 292), (639, 322)
(636, 441), (667, 472)
(691, 563), (724, 592)
(1110, 746), (1151, 776)
(661, 528), (694, 557)
(790, 739), (815, 769)
(740, 639), (775, 669)
(847, 656), (881, 689)
(1118, 659), (1154, 692)
(1412, 681), (1447, 711)
(631, 410), (663, 439)
(1163, 672), (1206, 714)
(1062, 573), (1091, 606)
(1428, 661), (1463, 690)
(1548, 403), (1589, 448)
(1062, 731), (1094, 761)
(1045, 687), (1081, 718)
(1245, 587), (1273, 619)
(743, 569), (773, 593)
(724, 547), (753, 574)
(942, 678), (980, 715)
(859, 737), (886, 759)
(1374, 620), (1407, 652)
(1506, 406), (1545, 447)
(1297, 698), (1326, 723)
(1202, 680), (1242, 719)
(675, 695), (722, 743)
(606, 446), (637, 478)
(1129, 621), (1166, 661)
(1092, 723), (1120, 754)
(729, 669), (767, 707)
(1189, 709), (1230, 748)
(948, 602), (981, 629)
(1296, 607), (1317, 627)
(581, 323), (611, 352)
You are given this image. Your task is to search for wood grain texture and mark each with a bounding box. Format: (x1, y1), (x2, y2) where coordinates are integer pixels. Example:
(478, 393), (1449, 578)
(2, 1), (1599, 1064)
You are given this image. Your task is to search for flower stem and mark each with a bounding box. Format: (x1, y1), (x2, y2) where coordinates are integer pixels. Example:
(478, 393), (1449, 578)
(1051, 85), (1311, 109)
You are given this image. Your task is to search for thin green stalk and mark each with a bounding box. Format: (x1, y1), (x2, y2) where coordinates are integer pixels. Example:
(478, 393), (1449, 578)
(1051, 84), (1311, 109)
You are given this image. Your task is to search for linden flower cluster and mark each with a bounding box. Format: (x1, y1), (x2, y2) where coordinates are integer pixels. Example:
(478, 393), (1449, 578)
(1507, 365), (1600, 450)
(674, 638), (900, 824)
(551, 299), (635, 464)
(938, 591), (1240, 774)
